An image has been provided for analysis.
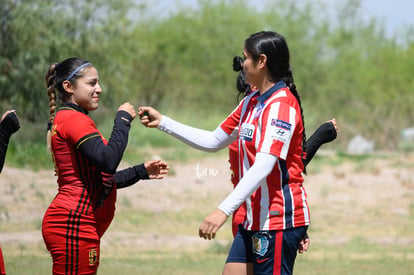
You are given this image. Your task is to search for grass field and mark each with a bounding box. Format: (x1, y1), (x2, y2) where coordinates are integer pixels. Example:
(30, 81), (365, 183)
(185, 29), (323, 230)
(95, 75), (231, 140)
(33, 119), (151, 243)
(1, 151), (414, 274)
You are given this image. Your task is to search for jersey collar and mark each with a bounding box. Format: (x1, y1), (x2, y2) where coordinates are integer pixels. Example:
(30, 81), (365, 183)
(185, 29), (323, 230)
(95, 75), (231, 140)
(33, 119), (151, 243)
(257, 80), (287, 103)
(60, 102), (88, 114)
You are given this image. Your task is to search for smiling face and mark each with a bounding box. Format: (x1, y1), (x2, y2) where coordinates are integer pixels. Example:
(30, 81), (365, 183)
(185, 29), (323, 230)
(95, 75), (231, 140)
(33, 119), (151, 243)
(63, 66), (102, 111)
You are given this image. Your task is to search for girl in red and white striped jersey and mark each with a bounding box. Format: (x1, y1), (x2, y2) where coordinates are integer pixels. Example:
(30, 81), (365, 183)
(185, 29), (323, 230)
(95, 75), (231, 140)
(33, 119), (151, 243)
(139, 31), (320, 275)
(42, 57), (169, 275)
(229, 67), (338, 240)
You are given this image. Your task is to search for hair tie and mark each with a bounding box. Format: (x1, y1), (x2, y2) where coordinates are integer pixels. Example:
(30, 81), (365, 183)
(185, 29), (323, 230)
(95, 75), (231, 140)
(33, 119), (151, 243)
(47, 121), (52, 131)
(66, 62), (91, 81)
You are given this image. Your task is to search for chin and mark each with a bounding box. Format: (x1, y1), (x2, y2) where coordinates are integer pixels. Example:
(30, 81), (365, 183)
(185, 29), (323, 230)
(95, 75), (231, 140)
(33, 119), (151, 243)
(89, 104), (99, 111)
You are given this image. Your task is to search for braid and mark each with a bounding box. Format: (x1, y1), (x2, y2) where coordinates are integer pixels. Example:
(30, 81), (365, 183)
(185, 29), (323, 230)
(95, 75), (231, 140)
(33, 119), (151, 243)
(45, 63), (58, 152)
(283, 73), (307, 173)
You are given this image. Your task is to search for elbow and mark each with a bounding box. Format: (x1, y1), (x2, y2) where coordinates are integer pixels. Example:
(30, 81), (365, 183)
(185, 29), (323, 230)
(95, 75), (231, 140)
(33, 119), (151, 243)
(99, 158), (119, 174)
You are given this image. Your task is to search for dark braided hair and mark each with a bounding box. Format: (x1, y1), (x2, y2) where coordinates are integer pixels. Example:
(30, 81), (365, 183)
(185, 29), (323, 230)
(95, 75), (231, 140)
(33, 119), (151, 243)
(244, 31), (307, 170)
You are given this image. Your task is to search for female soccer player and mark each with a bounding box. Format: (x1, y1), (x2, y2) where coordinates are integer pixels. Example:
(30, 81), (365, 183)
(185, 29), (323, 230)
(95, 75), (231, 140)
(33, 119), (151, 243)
(229, 70), (338, 238)
(139, 31), (316, 274)
(42, 57), (168, 274)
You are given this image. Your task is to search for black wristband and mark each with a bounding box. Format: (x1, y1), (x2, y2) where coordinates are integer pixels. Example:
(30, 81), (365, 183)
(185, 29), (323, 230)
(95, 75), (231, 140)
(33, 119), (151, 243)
(0, 112), (20, 136)
(313, 121), (337, 144)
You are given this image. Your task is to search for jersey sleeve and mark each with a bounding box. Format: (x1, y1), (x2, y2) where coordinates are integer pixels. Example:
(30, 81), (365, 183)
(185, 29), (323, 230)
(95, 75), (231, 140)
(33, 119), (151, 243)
(63, 112), (101, 147)
(220, 98), (244, 135)
(258, 101), (298, 160)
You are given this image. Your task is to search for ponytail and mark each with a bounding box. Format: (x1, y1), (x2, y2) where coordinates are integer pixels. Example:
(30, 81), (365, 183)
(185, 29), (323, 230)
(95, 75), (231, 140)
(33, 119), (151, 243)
(45, 63), (58, 152)
(283, 71), (307, 173)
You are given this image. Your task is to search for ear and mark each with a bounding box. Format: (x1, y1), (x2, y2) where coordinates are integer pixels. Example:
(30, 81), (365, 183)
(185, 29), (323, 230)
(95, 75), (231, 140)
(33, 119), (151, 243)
(62, 80), (74, 94)
(257, 54), (267, 69)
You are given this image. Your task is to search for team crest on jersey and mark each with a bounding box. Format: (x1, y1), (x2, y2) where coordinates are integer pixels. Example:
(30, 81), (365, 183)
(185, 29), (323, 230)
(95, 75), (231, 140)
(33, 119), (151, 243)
(51, 124), (57, 136)
(88, 248), (98, 266)
(270, 119), (292, 142)
(239, 123), (255, 142)
(252, 233), (270, 256)
(254, 103), (265, 118)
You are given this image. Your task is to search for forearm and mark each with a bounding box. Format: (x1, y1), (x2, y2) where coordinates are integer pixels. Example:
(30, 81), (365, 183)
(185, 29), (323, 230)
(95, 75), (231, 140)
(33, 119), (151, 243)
(79, 111), (133, 173)
(0, 112), (20, 173)
(158, 116), (234, 152)
(218, 152), (277, 215)
(0, 128), (10, 173)
(115, 164), (149, 189)
(303, 121), (337, 166)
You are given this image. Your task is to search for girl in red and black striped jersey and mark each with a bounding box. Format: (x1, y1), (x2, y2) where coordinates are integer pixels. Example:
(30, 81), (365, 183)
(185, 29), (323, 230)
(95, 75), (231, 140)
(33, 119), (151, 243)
(0, 110), (20, 275)
(42, 57), (169, 275)
(139, 31), (322, 275)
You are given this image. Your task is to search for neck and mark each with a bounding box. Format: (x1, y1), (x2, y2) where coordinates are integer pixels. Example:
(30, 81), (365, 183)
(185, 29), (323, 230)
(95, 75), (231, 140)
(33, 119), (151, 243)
(258, 80), (275, 95)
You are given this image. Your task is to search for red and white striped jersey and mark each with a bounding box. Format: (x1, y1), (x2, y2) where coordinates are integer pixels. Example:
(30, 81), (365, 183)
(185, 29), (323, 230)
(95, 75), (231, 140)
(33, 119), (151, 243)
(220, 81), (310, 231)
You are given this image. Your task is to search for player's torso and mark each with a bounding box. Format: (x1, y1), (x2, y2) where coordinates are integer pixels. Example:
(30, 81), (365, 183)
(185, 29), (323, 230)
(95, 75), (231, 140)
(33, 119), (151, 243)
(237, 86), (307, 230)
(50, 109), (104, 212)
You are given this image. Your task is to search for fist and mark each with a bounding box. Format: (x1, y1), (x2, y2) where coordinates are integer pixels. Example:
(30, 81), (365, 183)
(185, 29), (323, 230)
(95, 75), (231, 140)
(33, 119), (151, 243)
(118, 103), (136, 119)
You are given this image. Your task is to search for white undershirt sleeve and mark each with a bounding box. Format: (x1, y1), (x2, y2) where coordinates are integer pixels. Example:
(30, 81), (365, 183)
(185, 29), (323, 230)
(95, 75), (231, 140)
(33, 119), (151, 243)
(158, 115), (235, 152)
(218, 152), (277, 216)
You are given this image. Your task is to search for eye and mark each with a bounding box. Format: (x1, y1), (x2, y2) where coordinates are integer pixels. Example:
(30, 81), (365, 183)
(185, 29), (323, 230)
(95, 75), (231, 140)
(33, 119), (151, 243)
(88, 80), (98, 86)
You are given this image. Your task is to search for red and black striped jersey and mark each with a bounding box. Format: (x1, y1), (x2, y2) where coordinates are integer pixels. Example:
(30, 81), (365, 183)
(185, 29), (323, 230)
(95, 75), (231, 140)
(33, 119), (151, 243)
(51, 105), (112, 218)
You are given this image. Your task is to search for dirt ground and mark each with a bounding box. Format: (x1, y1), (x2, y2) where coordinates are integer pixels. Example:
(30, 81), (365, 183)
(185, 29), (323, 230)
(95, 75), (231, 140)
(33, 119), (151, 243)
(1, 150), (414, 259)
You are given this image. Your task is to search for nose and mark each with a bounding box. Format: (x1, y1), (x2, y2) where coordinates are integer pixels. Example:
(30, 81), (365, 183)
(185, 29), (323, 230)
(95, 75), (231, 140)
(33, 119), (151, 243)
(96, 83), (102, 94)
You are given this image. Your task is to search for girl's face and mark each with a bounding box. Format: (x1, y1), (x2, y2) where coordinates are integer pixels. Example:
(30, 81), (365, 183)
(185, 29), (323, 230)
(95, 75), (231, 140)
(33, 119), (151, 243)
(64, 66), (102, 111)
(242, 49), (261, 87)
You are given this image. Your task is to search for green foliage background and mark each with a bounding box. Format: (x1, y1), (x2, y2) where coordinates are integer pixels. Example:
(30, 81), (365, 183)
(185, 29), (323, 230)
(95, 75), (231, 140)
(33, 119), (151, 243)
(1, 0), (414, 168)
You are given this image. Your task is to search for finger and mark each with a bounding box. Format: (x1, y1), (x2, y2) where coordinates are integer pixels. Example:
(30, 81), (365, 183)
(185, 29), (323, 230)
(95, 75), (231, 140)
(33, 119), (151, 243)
(138, 107), (147, 115)
(199, 222), (210, 239)
(199, 229), (207, 239)
(206, 224), (216, 240)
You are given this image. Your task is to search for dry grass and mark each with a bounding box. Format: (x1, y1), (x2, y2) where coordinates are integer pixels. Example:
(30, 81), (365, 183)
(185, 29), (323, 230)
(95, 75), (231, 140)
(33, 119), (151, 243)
(1, 151), (414, 274)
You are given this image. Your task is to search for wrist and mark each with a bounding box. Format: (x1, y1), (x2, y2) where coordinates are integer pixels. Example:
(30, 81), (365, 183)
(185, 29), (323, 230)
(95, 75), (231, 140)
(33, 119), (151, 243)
(115, 110), (133, 125)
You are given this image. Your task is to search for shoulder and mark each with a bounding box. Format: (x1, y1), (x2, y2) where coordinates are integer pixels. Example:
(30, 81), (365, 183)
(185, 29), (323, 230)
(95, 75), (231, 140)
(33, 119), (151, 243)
(56, 109), (95, 125)
(266, 88), (299, 108)
(54, 109), (98, 142)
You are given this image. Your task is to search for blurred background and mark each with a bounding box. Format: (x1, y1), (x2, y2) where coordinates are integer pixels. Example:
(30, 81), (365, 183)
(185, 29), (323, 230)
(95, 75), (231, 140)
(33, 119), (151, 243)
(1, 1), (414, 274)
(1, 0), (414, 168)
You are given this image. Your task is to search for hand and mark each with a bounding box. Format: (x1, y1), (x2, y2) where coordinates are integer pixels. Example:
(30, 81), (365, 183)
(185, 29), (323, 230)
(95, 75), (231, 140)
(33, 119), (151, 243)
(118, 103), (136, 120)
(1, 110), (16, 122)
(328, 118), (338, 132)
(298, 236), (310, 253)
(144, 159), (169, 179)
(0, 110), (20, 135)
(313, 118), (337, 144)
(199, 209), (228, 240)
(138, 106), (162, 128)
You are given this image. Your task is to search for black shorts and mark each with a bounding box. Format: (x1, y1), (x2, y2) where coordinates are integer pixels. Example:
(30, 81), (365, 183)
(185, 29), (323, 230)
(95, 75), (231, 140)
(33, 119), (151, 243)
(226, 224), (308, 275)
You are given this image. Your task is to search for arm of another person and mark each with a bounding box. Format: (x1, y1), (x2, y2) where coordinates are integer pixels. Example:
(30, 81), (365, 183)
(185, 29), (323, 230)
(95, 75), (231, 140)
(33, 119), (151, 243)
(0, 111), (20, 173)
(298, 118), (337, 253)
(115, 159), (169, 189)
(139, 106), (236, 152)
(303, 119), (337, 166)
